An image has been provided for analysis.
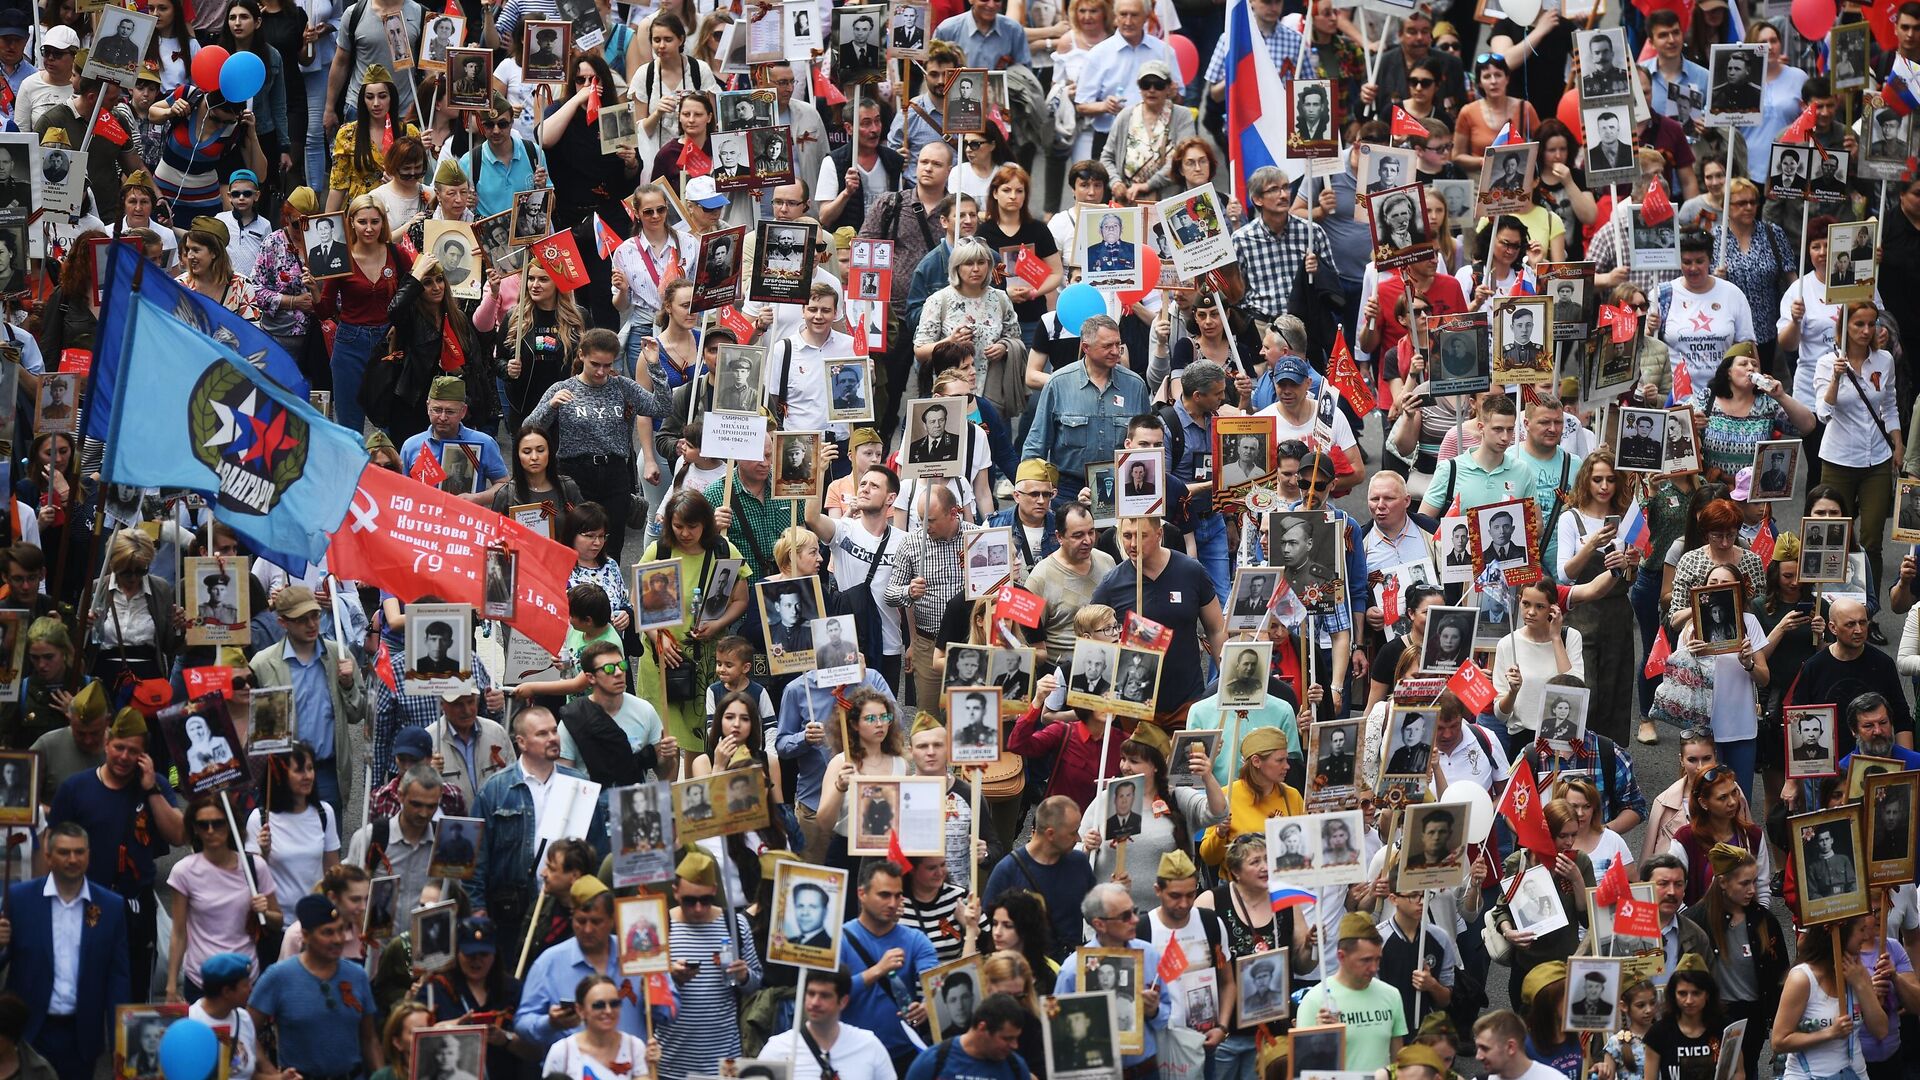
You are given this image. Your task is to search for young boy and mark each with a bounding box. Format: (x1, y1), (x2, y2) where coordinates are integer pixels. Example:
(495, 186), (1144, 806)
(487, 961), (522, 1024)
(705, 635), (775, 750)
(510, 583), (623, 704)
(188, 952), (267, 1080)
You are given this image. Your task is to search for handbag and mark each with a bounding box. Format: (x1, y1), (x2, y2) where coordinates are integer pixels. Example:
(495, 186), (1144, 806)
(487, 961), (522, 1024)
(358, 331), (405, 427)
(1045, 75), (1077, 151)
(1480, 917), (1514, 964)
(664, 642), (699, 702)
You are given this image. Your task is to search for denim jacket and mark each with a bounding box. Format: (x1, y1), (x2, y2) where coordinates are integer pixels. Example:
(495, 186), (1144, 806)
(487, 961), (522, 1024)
(470, 762), (609, 930)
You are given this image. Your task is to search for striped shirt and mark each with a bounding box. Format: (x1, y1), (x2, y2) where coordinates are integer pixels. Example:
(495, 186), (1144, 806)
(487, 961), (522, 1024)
(659, 913), (762, 1080)
(900, 880), (971, 965)
(152, 101), (248, 216)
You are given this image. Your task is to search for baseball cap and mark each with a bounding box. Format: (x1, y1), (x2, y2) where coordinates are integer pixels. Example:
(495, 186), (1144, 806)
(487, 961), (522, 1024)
(0, 12), (29, 38)
(1136, 60), (1173, 85)
(439, 680), (479, 702)
(458, 917), (497, 955)
(273, 585), (322, 619)
(1730, 466), (1753, 501)
(683, 175), (729, 210)
(393, 727), (433, 761)
(1271, 355), (1312, 384)
(42, 26), (79, 51)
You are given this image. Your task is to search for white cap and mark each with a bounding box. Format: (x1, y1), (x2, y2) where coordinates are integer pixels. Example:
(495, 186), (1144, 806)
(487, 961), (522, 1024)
(683, 174), (730, 209)
(43, 25), (79, 51)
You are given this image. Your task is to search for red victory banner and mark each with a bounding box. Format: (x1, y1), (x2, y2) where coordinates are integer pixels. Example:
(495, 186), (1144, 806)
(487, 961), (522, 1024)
(1326, 329), (1376, 414)
(1446, 660), (1495, 715)
(408, 447), (446, 487)
(994, 584), (1045, 628)
(534, 230), (591, 292)
(1497, 757), (1558, 863)
(1614, 887), (1661, 937)
(327, 463), (575, 653)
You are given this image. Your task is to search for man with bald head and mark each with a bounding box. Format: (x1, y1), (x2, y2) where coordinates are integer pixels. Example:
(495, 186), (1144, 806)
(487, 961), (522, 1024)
(1788, 597), (1912, 755)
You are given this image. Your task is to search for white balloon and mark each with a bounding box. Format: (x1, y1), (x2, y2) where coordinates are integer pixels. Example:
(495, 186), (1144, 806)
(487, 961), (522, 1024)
(1501, 0), (1543, 28)
(1440, 781), (1496, 844)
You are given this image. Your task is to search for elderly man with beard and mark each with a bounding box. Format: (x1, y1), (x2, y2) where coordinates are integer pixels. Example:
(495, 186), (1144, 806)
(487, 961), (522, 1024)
(1788, 599), (1913, 756)
(1838, 693), (1920, 772)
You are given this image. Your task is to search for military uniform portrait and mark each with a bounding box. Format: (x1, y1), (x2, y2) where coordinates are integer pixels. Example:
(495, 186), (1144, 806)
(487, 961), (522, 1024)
(1491, 297), (1551, 383)
(1614, 407), (1669, 472)
(947, 688), (1001, 764)
(1577, 28), (1632, 103)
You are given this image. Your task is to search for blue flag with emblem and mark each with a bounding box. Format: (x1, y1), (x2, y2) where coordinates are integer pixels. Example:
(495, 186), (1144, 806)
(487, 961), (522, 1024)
(86, 242), (309, 444)
(96, 259), (366, 567)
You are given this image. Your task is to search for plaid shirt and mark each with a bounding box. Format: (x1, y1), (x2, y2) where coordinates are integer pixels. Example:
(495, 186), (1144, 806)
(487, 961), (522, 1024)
(704, 475), (798, 580)
(883, 529), (966, 636)
(372, 646), (502, 780)
(367, 773), (468, 820)
(1525, 732), (1651, 824)
(1232, 212), (1337, 319)
(1204, 17), (1305, 83)
(1588, 206), (1666, 297)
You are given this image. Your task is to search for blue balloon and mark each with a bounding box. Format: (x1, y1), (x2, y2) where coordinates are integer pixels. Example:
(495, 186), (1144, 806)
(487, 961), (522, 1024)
(1056, 282), (1105, 336)
(219, 51), (266, 103)
(158, 1019), (219, 1080)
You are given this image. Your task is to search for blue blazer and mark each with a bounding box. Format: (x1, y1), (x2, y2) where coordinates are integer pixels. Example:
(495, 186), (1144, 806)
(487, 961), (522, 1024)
(1, 876), (130, 1060)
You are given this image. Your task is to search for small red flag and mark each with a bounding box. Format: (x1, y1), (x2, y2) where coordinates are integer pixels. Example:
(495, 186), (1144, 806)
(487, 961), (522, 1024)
(680, 141), (712, 177)
(443, 0), (458, 15)
(887, 828), (913, 872)
(1671, 358), (1694, 400)
(184, 666), (236, 698)
(1596, 854), (1631, 906)
(716, 305), (754, 341)
(92, 107), (129, 147)
(1496, 758), (1558, 863)
(1614, 889), (1661, 937)
(1326, 329), (1376, 414)
(584, 78), (601, 124)
(374, 636), (399, 693)
(1644, 627), (1672, 679)
(592, 213), (622, 260)
(813, 64), (847, 106)
(1014, 246), (1051, 291)
(1390, 105), (1429, 140)
(408, 447), (447, 487)
(1752, 518), (1776, 564)
(1156, 935), (1190, 984)
(1641, 178), (1675, 227)
(1780, 102), (1820, 145)
(646, 971), (675, 1014)
(439, 317), (467, 372)
(1596, 303), (1639, 344)
(851, 313), (870, 356)
(1446, 660), (1495, 715)
(533, 229), (591, 292)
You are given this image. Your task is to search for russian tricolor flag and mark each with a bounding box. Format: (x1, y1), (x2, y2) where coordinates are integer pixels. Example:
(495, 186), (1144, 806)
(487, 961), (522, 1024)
(1225, 0), (1291, 208)
(1270, 881), (1316, 912)
(1620, 496), (1653, 557)
(1886, 56), (1920, 117)
(1491, 121), (1519, 147)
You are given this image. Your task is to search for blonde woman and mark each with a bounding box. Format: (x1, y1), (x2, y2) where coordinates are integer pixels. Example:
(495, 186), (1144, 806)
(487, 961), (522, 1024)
(476, 260), (585, 432)
(980, 950), (1046, 1055)
(314, 192), (409, 434)
(1199, 727), (1303, 869)
(1554, 775), (1633, 879)
(175, 218), (260, 317)
(90, 528), (181, 678)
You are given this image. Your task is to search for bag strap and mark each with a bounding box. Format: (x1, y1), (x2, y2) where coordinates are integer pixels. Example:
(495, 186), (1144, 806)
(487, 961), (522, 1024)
(799, 1024), (841, 1080)
(1837, 360), (1899, 457)
(842, 928), (907, 1008)
(863, 527), (891, 589)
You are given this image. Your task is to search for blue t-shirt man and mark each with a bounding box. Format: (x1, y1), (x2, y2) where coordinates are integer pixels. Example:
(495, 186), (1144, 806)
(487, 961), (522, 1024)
(249, 954), (376, 1074)
(398, 424), (509, 492)
(48, 765), (177, 896)
(840, 917), (940, 1061)
(903, 1039), (1033, 1080)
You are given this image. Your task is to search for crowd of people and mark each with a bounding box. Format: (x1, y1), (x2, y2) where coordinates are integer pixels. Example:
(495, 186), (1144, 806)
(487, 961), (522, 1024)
(0, 0), (1919, 1075)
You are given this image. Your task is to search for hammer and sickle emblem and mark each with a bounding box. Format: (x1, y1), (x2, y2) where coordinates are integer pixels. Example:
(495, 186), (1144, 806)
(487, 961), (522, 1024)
(349, 490), (380, 532)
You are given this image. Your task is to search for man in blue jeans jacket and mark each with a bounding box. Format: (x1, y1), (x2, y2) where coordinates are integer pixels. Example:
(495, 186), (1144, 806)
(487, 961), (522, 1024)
(469, 707), (609, 949)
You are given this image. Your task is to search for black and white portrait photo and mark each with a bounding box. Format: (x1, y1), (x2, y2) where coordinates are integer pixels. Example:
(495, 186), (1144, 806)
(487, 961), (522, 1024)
(1806, 825), (1858, 899)
(771, 430), (822, 500)
(1690, 583), (1744, 655)
(1614, 407), (1669, 472)
(1044, 991), (1121, 1080)
(1662, 409), (1699, 472)
(522, 20), (569, 82)
(509, 186), (553, 243)
(84, 5), (156, 84)
(1865, 107), (1913, 177)
(813, 614), (859, 673)
(158, 711), (238, 797)
(890, 0), (930, 55)
(38, 139), (84, 217)
(751, 126), (795, 186)
(1491, 297), (1551, 382)
(1067, 639), (1118, 704)
(1474, 501), (1530, 572)
(1808, 147), (1851, 203)
(1098, 774), (1146, 842)
(1831, 21), (1871, 88)
(597, 100), (638, 153)
(412, 901), (459, 972)
(925, 960), (981, 1040)
(1226, 568), (1279, 630)
(992, 648), (1034, 703)
(1752, 440), (1799, 503)
(1428, 313), (1492, 396)
(423, 220), (480, 300)
(1785, 705), (1839, 779)
(1582, 107), (1636, 182)
(303, 212), (350, 279)
(833, 5), (888, 82)
(1290, 1025), (1344, 1073)
(1287, 80), (1335, 147)
(402, 603), (472, 692)
(1357, 143), (1417, 197)
(1216, 430), (1273, 490)
(1267, 511), (1340, 609)
(427, 816), (482, 880)
(1767, 143), (1810, 200)
(1382, 707), (1433, 775)
(1562, 958), (1623, 1032)
(767, 861), (847, 968)
(944, 644), (991, 690)
(1508, 864), (1570, 936)
(420, 13), (463, 70)
(902, 396), (967, 478)
(1219, 641), (1270, 708)
(1421, 606), (1478, 672)
(446, 46), (494, 109)
(1577, 28), (1632, 102)
(185, 556), (246, 644)
(482, 548), (515, 620)
(1111, 647), (1159, 714)
(1313, 719), (1361, 788)
(948, 688), (1001, 764)
(757, 577), (821, 673)
(1706, 42), (1765, 121)
(1794, 810), (1868, 924)
(713, 345), (764, 414)
(943, 69), (986, 134)
(719, 89), (775, 132)
(827, 359), (872, 422)
(694, 226), (747, 310)
(1234, 949), (1290, 1027)
(1368, 185), (1431, 269)
(1538, 685), (1591, 747)
(750, 219), (816, 305)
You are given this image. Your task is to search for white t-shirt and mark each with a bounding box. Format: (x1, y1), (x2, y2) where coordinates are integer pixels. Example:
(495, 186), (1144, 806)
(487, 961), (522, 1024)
(1588, 827), (1634, 880)
(188, 1002), (257, 1079)
(815, 153), (897, 214)
(759, 1023), (895, 1080)
(1702, 613), (1768, 742)
(1147, 910), (1217, 1029)
(1261, 398), (1360, 463)
(243, 804), (341, 901)
(829, 516), (906, 655)
(1660, 277), (1754, 393)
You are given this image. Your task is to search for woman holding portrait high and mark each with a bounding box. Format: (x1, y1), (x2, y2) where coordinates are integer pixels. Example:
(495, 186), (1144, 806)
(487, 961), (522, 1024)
(1555, 451), (1637, 744)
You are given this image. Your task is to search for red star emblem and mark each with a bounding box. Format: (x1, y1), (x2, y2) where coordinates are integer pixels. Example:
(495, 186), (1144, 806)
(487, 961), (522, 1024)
(1688, 308), (1716, 333)
(240, 406), (299, 467)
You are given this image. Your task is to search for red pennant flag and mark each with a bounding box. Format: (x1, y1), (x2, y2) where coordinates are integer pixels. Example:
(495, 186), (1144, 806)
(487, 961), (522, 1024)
(1156, 935), (1190, 984)
(679, 141), (712, 177)
(1614, 889), (1661, 937)
(593, 213), (622, 260)
(646, 971), (676, 1014)
(92, 107), (129, 147)
(1390, 105), (1430, 140)
(439, 316), (467, 372)
(1379, 575), (1402, 629)
(887, 829), (914, 872)
(1596, 853), (1631, 907)
(327, 463), (577, 653)
(1014, 246), (1051, 291)
(443, 0), (458, 15)
(1671, 358), (1694, 400)
(408, 447), (447, 487)
(1751, 518), (1776, 564)
(1780, 102), (1820, 145)
(1496, 758), (1558, 863)
(1596, 303), (1639, 345)
(1326, 329), (1376, 414)
(183, 666), (236, 698)
(1446, 660), (1495, 715)
(533, 229), (591, 292)
(813, 64), (847, 106)
(1644, 627), (1672, 679)
(374, 636), (399, 693)
(851, 313), (870, 356)
(716, 305), (754, 341)
(1641, 178), (1675, 227)
(584, 78), (601, 124)
(59, 348), (92, 375)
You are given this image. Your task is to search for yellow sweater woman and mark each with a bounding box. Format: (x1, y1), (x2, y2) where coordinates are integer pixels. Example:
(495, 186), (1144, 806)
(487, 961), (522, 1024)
(328, 66), (422, 209)
(1199, 726), (1305, 868)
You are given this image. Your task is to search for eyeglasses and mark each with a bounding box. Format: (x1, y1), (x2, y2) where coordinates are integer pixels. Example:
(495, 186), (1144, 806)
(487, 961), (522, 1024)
(1406, 76), (1435, 87)
(230, 188), (258, 198)
(1731, 198), (1758, 207)
(964, 139), (987, 150)
(194, 818), (226, 831)
(594, 661), (628, 675)
(861, 711), (895, 724)
(399, 170), (426, 181)
(640, 205), (668, 215)
(1475, 52), (1505, 66)
(482, 118), (512, 130)
(1098, 907), (1138, 921)
(680, 893), (716, 907)
(1015, 488), (1055, 499)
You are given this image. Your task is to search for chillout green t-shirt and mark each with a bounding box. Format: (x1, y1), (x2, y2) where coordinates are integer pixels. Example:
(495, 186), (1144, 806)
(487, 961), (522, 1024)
(1295, 976), (1409, 1073)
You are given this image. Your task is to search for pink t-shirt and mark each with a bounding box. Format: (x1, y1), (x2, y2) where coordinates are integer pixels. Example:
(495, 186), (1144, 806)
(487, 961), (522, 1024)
(168, 853), (275, 984)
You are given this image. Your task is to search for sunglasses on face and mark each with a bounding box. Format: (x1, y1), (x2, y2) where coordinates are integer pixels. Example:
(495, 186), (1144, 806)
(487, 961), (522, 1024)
(1138, 76), (1170, 90)
(1407, 76), (1435, 87)
(594, 661), (628, 675)
(482, 118), (512, 129)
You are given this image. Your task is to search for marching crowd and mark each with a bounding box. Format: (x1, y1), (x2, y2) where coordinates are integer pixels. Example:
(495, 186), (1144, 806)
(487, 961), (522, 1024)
(1, 0), (1920, 1075)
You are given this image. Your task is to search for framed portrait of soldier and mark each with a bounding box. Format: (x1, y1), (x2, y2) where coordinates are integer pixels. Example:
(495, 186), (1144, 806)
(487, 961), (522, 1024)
(921, 955), (983, 1041)
(162, 709), (242, 798)
(1354, 143), (1418, 210)
(1537, 683), (1591, 750)
(757, 576), (824, 675)
(1155, 185), (1234, 278)
(1847, 754), (1903, 800)
(446, 46), (495, 109)
(1289, 1024), (1344, 1074)
(902, 396), (968, 479)
(718, 88), (775, 132)
(426, 815), (482, 880)
(1824, 218), (1878, 303)
(1507, 863), (1570, 937)
(1232, 949), (1290, 1027)
(1107, 645), (1161, 720)
(811, 615), (860, 685)
(382, 11), (413, 68)
(509, 186), (554, 243)
(38, 141), (84, 217)
(1379, 705), (1434, 777)
(1798, 517), (1852, 584)
(183, 556), (249, 646)
(834, 4), (888, 81)
(1863, 107), (1913, 179)
(1706, 43), (1766, 125)
(1305, 718), (1362, 797)
(412, 899), (459, 972)
(402, 603), (472, 694)
(1477, 141), (1536, 216)
(1114, 446), (1164, 518)
(1170, 730), (1219, 790)
(630, 559), (683, 633)
(1689, 583), (1745, 656)
(1266, 510), (1342, 612)
(1784, 704), (1839, 779)
(116, 1004), (191, 1080)
(1225, 567), (1280, 631)
(748, 125), (797, 188)
(1830, 21), (1871, 89)
(1766, 143), (1812, 202)
(1866, 770), (1920, 886)
(1749, 439), (1799, 504)
(1395, 801), (1468, 891)
(616, 893), (670, 975)
(943, 644), (992, 691)
(1468, 498), (1533, 581)
(1576, 28), (1632, 104)
(988, 648), (1036, 712)
(767, 860), (848, 969)
(677, 768), (769, 842)
(1538, 263), (1595, 341)
(1080, 949), (1145, 1054)
(947, 687), (1002, 765)
(1489, 295), (1552, 384)
(1218, 641), (1271, 708)
(1096, 773), (1147, 844)
(83, 5), (155, 85)
(693, 225), (748, 311)
(771, 430), (823, 500)
(596, 99), (639, 153)
(1426, 311), (1492, 396)
(888, 0), (931, 57)
(1613, 406), (1670, 473)
(1562, 957), (1623, 1033)
(300, 212), (353, 279)
(1792, 806), (1869, 924)
(248, 685), (294, 751)
(1419, 606), (1477, 673)
(943, 69), (987, 133)
(750, 219), (817, 305)
(521, 19), (569, 82)
(611, 781), (676, 888)
(1808, 147), (1851, 203)
(1086, 462), (1117, 527)
(1366, 184), (1434, 271)
(1076, 205), (1144, 292)
(1893, 479), (1920, 546)
(1213, 415), (1277, 505)
(1285, 80), (1337, 156)
(1044, 990), (1123, 1080)
(826, 358), (873, 422)
(365, 875), (399, 940)
(1065, 638), (1119, 712)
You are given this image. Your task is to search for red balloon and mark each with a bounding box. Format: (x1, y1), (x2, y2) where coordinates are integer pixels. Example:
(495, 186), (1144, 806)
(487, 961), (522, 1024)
(1556, 89), (1584, 145)
(192, 46), (230, 92)
(1792, 0), (1837, 41)
(1167, 34), (1199, 86)
(1119, 248), (1162, 309)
